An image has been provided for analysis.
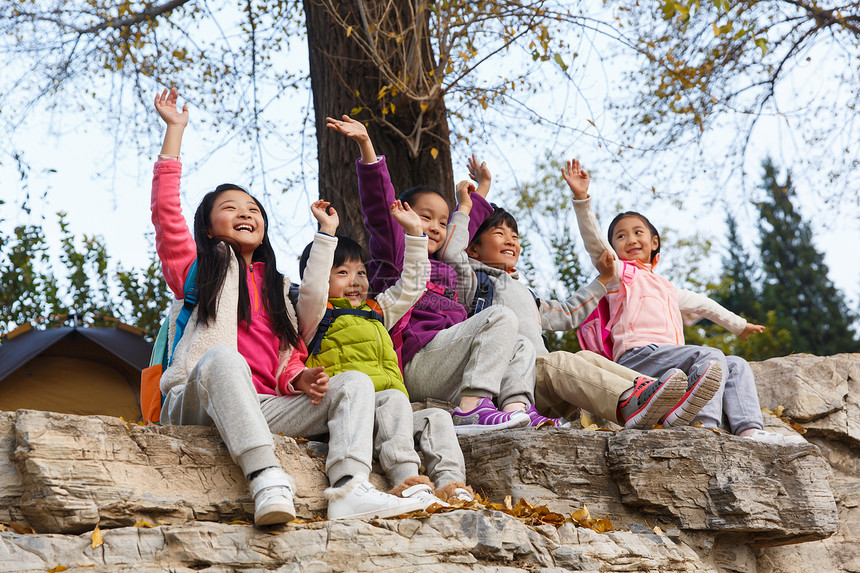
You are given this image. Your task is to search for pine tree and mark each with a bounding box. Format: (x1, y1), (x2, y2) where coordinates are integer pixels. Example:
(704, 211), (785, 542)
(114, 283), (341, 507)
(756, 159), (859, 355)
(714, 213), (759, 321)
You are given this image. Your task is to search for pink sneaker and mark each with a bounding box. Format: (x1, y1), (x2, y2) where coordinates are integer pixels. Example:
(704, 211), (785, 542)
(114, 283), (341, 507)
(451, 398), (530, 435)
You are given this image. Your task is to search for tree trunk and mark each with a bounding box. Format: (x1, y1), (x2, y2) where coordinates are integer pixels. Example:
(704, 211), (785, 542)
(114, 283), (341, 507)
(303, 0), (454, 247)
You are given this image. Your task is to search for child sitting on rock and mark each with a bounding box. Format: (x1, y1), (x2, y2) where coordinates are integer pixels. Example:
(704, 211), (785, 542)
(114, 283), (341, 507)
(564, 157), (805, 445)
(298, 200), (475, 505)
(325, 114), (565, 433)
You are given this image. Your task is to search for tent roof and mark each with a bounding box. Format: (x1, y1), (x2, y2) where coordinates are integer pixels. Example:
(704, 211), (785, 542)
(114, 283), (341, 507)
(0, 325), (152, 384)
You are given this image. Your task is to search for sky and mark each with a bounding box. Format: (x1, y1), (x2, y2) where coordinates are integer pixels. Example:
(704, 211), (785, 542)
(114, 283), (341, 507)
(1, 6), (858, 327)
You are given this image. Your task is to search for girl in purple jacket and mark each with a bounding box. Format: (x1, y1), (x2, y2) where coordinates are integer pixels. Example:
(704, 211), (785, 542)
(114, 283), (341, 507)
(327, 115), (566, 433)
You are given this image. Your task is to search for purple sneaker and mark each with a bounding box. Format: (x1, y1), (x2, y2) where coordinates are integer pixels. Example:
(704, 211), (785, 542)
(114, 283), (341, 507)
(451, 398), (530, 435)
(524, 404), (569, 428)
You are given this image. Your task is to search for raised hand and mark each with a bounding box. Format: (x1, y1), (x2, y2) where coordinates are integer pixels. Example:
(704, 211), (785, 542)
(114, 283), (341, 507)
(739, 322), (766, 341)
(325, 115), (368, 142)
(455, 180), (476, 215)
(467, 154), (491, 198)
(155, 88), (188, 156)
(294, 366), (329, 405)
(310, 200), (339, 236)
(390, 200), (423, 236)
(325, 115), (377, 163)
(154, 88), (188, 127)
(561, 158), (590, 200)
(595, 250), (616, 286)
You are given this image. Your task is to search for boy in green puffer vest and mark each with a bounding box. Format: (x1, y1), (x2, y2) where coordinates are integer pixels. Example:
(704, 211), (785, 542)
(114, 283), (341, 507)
(298, 200), (475, 508)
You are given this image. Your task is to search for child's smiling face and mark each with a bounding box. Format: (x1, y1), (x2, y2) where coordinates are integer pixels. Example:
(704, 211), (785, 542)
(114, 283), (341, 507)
(609, 215), (659, 265)
(409, 193), (450, 254)
(207, 189), (265, 261)
(467, 223), (520, 272)
(328, 258), (369, 307)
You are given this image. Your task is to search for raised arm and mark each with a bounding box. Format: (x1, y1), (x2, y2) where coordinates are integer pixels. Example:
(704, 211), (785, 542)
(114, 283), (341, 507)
(151, 88), (195, 297)
(564, 158), (620, 272)
(439, 180), (479, 306)
(154, 88), (188, 157)
(325, 117), (403, 293)
(296, 201), (340, 343)
(376, 201), (430, 328)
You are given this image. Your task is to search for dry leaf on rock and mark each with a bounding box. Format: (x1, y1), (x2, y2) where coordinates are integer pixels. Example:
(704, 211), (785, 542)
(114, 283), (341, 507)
(1, 521), (36, 534)
(91, 524), (103, 548)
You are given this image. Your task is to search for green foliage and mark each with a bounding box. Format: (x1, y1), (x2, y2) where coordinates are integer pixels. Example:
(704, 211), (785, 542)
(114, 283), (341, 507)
(0, 209), (169, 340)
(755, 159), (860, 354)
(613, 0), (860, 204)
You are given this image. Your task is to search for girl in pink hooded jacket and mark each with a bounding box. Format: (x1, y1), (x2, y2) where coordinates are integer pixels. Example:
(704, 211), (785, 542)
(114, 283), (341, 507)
(564, 159), (805, 446)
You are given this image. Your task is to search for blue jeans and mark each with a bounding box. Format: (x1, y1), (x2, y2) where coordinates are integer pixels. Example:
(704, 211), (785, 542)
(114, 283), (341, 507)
(619, 344), (764, 434)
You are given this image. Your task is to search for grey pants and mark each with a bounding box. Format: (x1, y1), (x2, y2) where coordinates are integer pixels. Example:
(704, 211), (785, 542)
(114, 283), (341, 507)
(403, 305), (536, 408)
(373, 390), (421, 486)
(413, 408), (467, 487)
(618, 344), (764, 434)
(162, 346), (376, 484)
(373, 390), (467, 488)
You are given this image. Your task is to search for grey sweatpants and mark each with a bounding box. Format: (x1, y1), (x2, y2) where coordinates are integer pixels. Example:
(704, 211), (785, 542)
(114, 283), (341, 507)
(413, 408), (467, 487)
(403, 305), (536, 408)
(373, 390), (467, 488)
(162, 346), (376, 485)
(618, 344), (764, 434)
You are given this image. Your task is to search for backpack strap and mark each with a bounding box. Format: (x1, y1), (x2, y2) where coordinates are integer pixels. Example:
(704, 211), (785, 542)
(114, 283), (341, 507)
(169, 259), (199, 366)
(288, 282), (300, 308)
(425, 280), (457, 301)
(308, 302), (385, 355)
(470, 270), (493, 316)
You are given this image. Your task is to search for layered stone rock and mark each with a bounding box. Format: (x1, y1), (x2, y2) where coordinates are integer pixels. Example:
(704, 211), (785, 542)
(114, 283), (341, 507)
(1, 351), (857, 572)
(459, 426), (837, 547)
(1, 513), (718, 573)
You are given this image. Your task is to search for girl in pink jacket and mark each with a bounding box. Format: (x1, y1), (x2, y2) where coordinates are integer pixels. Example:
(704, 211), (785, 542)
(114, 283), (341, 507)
(565, 159), (805, 446)
(151, 89), (423, 525)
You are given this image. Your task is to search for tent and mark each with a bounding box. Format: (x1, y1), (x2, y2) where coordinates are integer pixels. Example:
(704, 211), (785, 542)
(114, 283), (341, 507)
(0, 322), (151, 421)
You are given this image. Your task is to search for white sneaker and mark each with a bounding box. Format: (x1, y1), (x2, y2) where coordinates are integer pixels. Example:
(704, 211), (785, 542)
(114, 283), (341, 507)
(249, 467), (296, 525)
(453, 487), (475, 503)
(744, 429), (807, 446)
(326, 478), (425, 520)
(401, 483), (449, 510)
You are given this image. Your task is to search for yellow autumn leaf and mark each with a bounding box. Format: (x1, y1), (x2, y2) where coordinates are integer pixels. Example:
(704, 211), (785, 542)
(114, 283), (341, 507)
(504, 495), (513, 510)
(430, 148), (439, 160)
(133, 520), (156, 528)
(580, 412), (593, 428)
(91, 524), (103, 548)
(346, 25), (353, 37)
(48, 567), (68, 573)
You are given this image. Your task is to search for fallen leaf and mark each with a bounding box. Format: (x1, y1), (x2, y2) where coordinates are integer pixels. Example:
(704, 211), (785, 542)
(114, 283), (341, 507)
(47, 567), (68, 573)
(1, 521), (36, 534)
(91, 524), (103, 548)
(133, 520), (156, 528)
